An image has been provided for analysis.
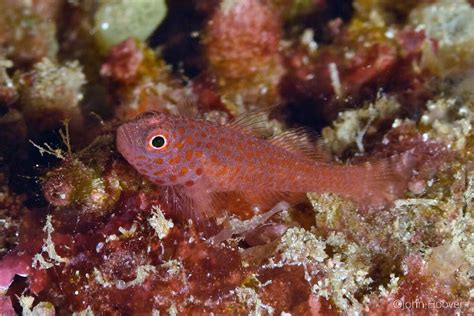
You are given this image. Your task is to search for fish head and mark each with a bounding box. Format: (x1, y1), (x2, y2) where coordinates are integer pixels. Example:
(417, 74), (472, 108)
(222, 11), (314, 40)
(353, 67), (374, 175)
(117, 111), (205, 186)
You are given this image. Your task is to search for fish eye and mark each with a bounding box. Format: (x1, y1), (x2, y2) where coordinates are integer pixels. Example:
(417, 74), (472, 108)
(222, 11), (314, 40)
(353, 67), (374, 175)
(149, 135), (167, 149)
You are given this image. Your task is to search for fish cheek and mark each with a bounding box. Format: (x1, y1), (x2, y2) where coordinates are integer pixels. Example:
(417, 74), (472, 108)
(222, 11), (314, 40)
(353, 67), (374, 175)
(138, 151), (171, 185)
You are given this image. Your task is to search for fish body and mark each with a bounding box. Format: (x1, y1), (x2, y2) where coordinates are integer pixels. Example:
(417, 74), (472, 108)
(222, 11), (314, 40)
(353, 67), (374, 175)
(117, 111), (401, 220)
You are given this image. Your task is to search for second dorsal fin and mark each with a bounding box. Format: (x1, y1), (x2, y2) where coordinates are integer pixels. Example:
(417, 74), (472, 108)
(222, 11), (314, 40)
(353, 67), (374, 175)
(268, 127), (331, 162)
(177, 93), (199, 118)
(227, 107), (275, 137)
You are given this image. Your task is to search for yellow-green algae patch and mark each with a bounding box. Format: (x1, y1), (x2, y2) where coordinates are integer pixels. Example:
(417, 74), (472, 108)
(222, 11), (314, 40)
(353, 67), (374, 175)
(94, 0), (167, 52)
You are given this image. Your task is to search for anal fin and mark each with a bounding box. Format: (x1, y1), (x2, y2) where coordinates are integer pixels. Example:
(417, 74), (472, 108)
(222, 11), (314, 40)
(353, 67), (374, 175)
(240, 190), (305, 211)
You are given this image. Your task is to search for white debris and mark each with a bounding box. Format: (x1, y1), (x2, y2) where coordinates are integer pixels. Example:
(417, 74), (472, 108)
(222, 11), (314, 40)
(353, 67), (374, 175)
(94, 264), (156, 289)
(32, 215), (68, 269)
(148, 205), (174, 239)
(234, 287), (274, 316)
(328, 62), (342, 98)
(410, 0), (474, 75)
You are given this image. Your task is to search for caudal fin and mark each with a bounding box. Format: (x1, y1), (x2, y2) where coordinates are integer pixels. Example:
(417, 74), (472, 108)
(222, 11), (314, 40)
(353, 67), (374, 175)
(352, 158), (409, 209)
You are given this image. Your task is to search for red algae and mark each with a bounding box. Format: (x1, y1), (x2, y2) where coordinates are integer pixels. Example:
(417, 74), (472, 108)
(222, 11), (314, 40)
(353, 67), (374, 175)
(1, 191), (250, 314)
(281, 40), (397, 123)
(204, 0), (285, 111)
(365, 255), (471, 315)
(205, 0), (282, 80)
(102, 38), (195, 121)
(101, 38), (144, 84)
(281, 29), (433, 124)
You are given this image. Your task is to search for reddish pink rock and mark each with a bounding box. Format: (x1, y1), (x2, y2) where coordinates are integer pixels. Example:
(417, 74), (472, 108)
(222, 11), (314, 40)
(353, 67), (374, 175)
(101, 38), (144, 84)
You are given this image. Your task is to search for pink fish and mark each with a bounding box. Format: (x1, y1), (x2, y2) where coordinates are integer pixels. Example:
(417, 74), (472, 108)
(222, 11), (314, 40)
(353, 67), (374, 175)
(116, 111), (404, 223)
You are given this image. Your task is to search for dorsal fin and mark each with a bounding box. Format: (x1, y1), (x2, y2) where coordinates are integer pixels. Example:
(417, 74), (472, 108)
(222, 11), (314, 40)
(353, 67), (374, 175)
(268, 127), (331, 162)
(227, 107), (276, 137)
(176, 93), (199, 118)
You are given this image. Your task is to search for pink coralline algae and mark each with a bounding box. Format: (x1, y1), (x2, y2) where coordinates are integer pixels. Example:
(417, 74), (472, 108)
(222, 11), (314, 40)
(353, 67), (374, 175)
(203, 0), (285, 111)
(101, 38), (144, 84)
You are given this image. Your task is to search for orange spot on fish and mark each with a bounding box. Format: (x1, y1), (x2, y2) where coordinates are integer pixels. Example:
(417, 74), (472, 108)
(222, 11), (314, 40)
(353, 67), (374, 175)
(216, 166), (228, 177)
(195, 167), (203, 176)
(169, 156), (181, 164)
(185, 150), (193, 161)
(184, 135), (193, 144)
(153, 169), (165, 176)
(210, 155), (219, 163)
(195, 150), (203, 158)
(154, 158), (164, 164)
(169, 175), (177, 182)
(180, 167), (188, 176)
(185, 180), (194, 187)
(175, 142), (184, 149)
(178, 127), (185, 134)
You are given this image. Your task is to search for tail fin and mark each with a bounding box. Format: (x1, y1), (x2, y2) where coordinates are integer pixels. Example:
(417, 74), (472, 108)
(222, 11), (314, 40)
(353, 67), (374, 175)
(352, 158), (409, 210)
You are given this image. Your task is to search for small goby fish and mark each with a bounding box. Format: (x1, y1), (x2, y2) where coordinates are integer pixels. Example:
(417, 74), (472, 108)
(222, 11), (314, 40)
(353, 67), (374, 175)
(116, 111), (403, 221)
